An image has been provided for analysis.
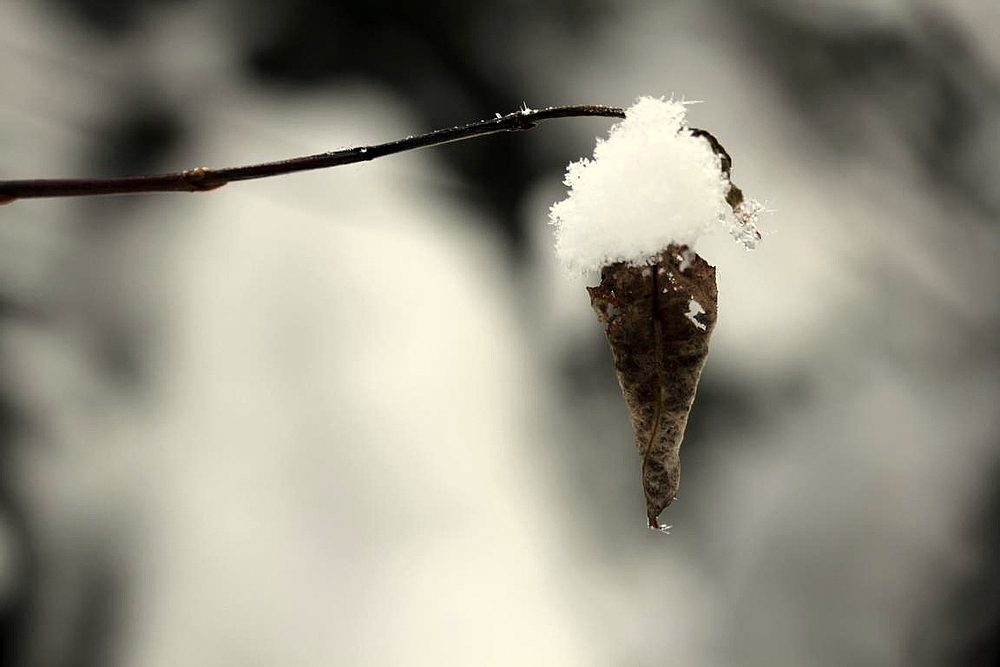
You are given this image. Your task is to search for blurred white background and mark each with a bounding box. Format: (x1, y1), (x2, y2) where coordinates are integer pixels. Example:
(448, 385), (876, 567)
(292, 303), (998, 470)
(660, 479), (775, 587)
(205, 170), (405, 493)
(1, 0), (998, 665)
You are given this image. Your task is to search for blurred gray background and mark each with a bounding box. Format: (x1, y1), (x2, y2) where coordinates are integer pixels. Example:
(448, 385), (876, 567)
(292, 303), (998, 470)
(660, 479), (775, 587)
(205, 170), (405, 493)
(1, 0), (998, 665)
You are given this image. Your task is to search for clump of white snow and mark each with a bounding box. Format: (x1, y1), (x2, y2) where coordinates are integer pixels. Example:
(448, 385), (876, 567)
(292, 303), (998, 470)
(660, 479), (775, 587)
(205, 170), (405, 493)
(549, 96), (758, 274)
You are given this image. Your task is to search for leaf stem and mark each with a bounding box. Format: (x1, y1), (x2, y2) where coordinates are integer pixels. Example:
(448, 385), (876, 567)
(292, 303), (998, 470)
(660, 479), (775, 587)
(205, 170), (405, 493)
(0, 104), (625, 204)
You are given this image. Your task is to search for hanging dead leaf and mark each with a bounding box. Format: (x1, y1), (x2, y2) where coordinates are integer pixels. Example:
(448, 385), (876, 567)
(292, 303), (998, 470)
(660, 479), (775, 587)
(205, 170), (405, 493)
(588, 245), (718, 530)
(579, 127), (760, 530)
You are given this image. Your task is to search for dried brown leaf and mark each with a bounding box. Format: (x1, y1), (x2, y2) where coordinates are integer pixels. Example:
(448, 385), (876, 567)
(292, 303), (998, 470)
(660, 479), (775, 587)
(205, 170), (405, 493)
(588, 245), (718, 529)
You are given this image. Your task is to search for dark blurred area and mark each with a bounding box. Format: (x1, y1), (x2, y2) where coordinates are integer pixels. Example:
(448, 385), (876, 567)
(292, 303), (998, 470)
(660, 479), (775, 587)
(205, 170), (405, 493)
(2, 0), (999, 665)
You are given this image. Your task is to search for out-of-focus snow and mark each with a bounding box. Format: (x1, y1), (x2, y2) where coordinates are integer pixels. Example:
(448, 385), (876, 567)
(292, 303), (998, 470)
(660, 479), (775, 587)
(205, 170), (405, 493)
(0, 6), (594, 664)
(549, 97), (752, 274)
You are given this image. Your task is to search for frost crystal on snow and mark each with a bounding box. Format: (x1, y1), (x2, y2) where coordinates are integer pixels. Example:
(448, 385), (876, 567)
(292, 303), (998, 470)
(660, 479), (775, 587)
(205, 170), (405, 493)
(724, 197), (766, 250)
(549, 97), (757, 274)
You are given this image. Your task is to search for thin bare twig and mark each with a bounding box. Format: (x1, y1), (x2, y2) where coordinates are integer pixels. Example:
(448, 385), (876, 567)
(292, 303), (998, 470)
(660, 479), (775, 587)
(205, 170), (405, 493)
(0, 104), (625, 204)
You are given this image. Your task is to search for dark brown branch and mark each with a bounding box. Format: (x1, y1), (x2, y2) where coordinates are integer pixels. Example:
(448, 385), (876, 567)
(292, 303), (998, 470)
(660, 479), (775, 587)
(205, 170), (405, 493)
(0, 104), (625, 204)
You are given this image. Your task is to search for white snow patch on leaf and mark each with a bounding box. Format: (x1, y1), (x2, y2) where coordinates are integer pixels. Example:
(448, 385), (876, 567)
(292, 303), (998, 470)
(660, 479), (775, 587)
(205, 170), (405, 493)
(685, 298), (707, 330)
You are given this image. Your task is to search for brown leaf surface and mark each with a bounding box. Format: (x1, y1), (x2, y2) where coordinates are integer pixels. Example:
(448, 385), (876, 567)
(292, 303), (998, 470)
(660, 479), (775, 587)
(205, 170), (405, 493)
(588, 245), (718, 529)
